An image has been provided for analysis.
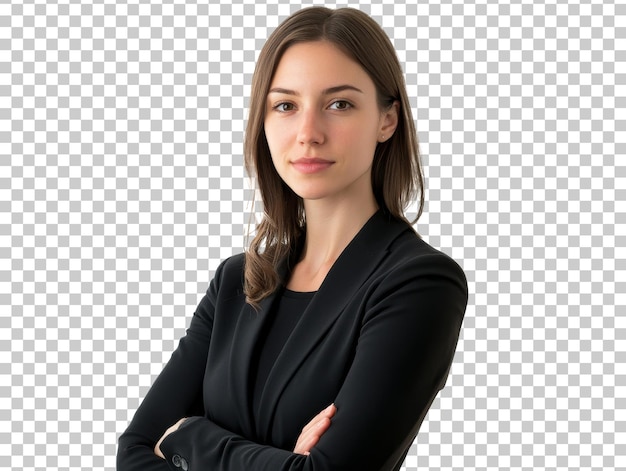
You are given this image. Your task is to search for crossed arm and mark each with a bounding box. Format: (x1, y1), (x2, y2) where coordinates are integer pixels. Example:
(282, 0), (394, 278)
(154, 404), (337, 458)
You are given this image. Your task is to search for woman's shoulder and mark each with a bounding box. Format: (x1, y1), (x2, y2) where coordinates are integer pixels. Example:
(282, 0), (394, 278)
(361, 228), (469, 320)
(218, 252), (246, 273)
(386, 226), (467, 287)
(208, 252), (247, 294)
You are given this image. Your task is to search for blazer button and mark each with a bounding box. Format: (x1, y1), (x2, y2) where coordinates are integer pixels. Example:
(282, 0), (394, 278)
(172, 454), (182, 467)
(180, 457), (189, 470)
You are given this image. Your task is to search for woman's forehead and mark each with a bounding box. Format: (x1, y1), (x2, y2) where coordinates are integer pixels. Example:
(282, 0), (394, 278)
(269, 41), (375, 94)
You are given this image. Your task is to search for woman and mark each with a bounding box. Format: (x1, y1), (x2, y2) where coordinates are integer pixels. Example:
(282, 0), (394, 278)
(117, 7), (468, 471)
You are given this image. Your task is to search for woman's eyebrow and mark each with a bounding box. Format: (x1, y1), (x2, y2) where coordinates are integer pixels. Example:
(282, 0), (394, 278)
(267, 84), (364, 96)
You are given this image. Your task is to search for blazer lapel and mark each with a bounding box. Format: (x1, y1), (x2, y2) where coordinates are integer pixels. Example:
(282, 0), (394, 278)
(225, 290), (278, 436)
(224, 245), (300, 436)
(256, 211), (411, 435)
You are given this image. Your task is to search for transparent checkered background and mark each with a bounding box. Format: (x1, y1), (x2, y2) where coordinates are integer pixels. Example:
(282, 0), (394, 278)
(1, 0), (624, 469)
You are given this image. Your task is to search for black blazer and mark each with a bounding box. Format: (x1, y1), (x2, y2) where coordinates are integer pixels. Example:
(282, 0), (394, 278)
(117, 211), (468, 471)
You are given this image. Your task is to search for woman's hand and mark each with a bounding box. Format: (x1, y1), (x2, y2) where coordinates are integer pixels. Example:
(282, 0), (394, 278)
(293, 404), (336, 455)
(154, 417), (188, 459)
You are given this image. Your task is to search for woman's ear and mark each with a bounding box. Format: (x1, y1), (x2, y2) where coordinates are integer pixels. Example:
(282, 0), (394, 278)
(378, 101), (400, 142)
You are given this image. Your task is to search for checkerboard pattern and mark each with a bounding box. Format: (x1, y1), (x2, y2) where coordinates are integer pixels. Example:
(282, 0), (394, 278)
(2, 0), (623, 469)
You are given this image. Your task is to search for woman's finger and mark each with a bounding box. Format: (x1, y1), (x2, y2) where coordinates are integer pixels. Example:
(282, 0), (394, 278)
(154, 418), (187, 459)
(294, 404), (336, 455)
(300, 404), (336, 435)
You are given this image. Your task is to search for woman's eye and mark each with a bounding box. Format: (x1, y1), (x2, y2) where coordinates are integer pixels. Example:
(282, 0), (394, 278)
(274, 102), (294, 112)
(329, 100), (352, 110)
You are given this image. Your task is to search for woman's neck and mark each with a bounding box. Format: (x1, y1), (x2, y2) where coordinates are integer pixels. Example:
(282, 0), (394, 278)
(286, 199), (377, 292)
(301, 207), (378, 262)
(301, 197), (378, 269)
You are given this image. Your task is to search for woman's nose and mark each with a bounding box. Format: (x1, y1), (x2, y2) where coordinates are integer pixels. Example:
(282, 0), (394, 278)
(297, 108), (325, 146)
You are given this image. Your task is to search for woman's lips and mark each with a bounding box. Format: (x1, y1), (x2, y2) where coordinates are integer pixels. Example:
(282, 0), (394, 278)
(291, 158), (335, 174)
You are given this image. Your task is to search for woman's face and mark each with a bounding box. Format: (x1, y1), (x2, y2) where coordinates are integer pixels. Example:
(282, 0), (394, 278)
(264, 41), (397, 205)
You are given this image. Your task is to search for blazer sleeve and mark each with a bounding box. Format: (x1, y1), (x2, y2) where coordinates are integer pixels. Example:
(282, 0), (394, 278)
(116, 257), (227, 470)
(157, 251), (468, 471)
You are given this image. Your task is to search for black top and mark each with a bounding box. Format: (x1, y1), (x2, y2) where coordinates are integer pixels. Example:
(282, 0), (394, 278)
(252, 289), (316, 415)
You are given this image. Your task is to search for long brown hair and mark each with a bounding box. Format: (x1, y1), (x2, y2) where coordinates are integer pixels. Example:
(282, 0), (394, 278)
(243, 7), (424, 308)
